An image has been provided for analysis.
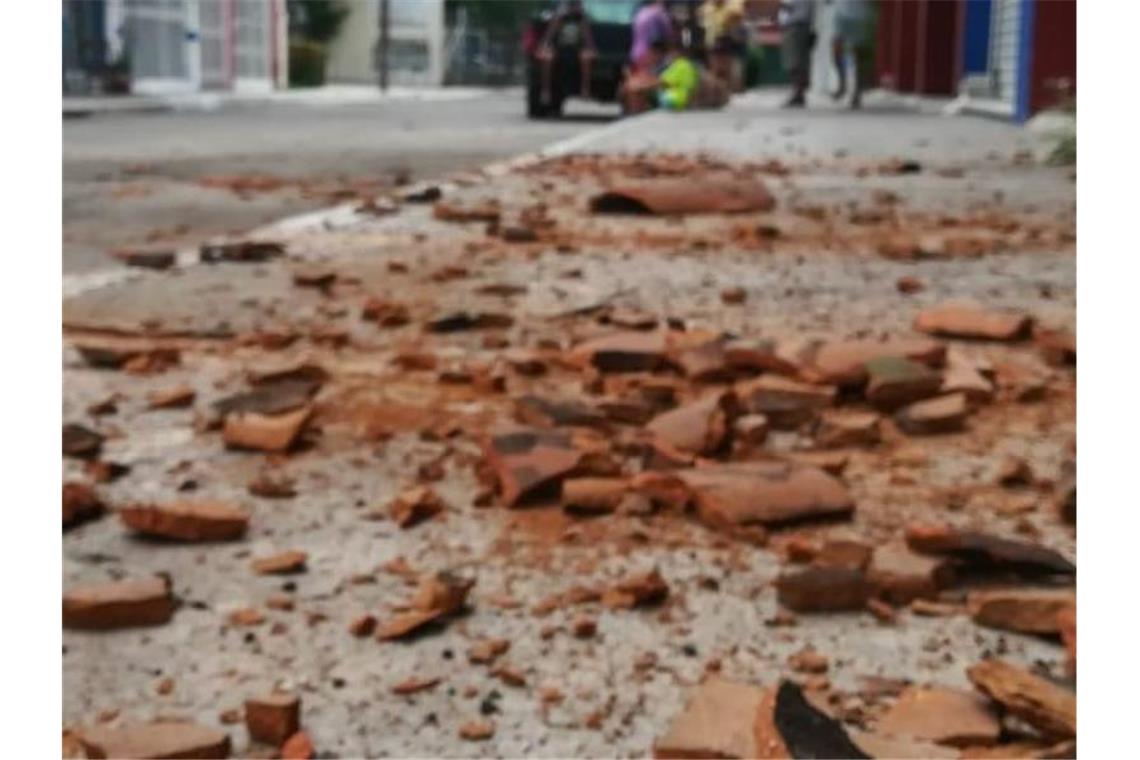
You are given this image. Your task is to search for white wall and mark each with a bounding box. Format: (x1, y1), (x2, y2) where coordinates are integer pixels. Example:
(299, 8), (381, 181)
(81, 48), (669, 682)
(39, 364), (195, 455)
(325, 0), (380, 83)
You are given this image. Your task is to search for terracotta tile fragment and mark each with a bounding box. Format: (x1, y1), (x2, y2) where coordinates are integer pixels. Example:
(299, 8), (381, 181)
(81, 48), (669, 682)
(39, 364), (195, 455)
(63, 576), (174, 630)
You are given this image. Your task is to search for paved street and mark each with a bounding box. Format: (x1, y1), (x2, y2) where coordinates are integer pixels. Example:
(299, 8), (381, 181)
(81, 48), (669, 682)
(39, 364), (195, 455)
(63, 91), (1076, 758)
(64, 89), (616, 274)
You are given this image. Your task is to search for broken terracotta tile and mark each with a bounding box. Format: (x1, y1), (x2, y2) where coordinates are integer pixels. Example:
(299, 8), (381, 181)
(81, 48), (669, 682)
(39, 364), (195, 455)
(63, 423), (104, 459)
(653, 678), (770, 759)
(776, 567), (869, 613)
(896, 276), (926, 294)
(813, 410), (881, 449)
(812, 537), (873, 571)
(966, 660), (1076, 739)
(245, 692), (300, 746)
(602, 569), (669, 609)
(1035, 328), (1075, 367)
(63, 482), (104, 529)
(733, 414), (770, 448)
(480, 428), (587, 507)
(647, 391), (734, 456)
(119, 501), (249, 542)
(915, 303), (1032, 341)
(361, 298), (411, 327)
(866, 541), (954, 605)
(386, 486), (446, 528)
(1056, 606), (1076, 674)
(895, 393), (970, 435)
(228, 607), (265, 627)
(458, 719), (495, 741)
(200, 239), (284, 263)
(468, 638), (510, 664)
(246, 357), (329, 388)
(111, 247), (177, 270)
(996, 457), (1035, 487)
(852, 730), (957, 759)
(63, 576), (175, 630)
(721, 286), (747, 304)
(513, 394), (606, 428)
(788, 648), (829, 674)
(212, 379), (318, 420)
(669, 336), (734, 382)
(377, 572), (474, 640)
(940, 365), (996, 404)
(426, 311), (513, 333)
(783, 450), (850, 476)
(800, 338), (946, 386)
(562, 477), (629, 515)
(347, 614), (376, 637)
(736, 375), (835, 429)
(876, 687), (1001, 747)
(864, 357), (943, 410)
(251, 550), (308, 576)
(391, 675), (442, 695)
(569, 330), (671, 373)
(72, 339), (181, 371)
(590, 175), (775, 215)
(146, 384), (196, 410)
(773, 680), (868, 758)
(678, 461), (854, 529)
(281, 730), (313, 760)
(724, 338), (801, 376)
(223, 405), (312, 452)
(248, 472), (297, 499)
(905, 523), (1075, 577)
(76, 722), (231, 760)
(966, 588), (1076, 634)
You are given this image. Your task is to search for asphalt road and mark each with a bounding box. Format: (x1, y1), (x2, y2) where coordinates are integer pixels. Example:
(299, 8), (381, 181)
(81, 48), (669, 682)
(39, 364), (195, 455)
(63, 89), (617, 273)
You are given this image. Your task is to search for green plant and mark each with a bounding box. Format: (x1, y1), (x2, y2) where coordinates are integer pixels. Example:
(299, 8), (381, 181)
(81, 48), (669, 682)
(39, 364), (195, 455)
(289, 0), (349, 43)
(1046, 94), (1076, 166)
(289, 39), (327, 87)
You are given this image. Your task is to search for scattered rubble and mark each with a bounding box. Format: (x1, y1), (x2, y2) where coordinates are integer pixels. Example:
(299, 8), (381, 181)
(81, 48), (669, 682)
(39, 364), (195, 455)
(64, 576), (175, 630)
(967, 660), (1076, 739)
(75, 721), (231, 759)
(245, 692), (301, 746)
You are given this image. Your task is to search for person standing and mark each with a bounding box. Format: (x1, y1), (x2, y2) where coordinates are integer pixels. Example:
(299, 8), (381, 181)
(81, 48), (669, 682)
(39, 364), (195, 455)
(537, 0), (598, 105)
(778, 0), (815, 107)
(831, 0), (873, 108)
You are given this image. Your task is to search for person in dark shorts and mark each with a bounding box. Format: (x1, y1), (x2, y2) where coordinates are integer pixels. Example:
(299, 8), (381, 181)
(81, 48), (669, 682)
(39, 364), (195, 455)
(779, 0), (816, 107)
(537, 0), (598, 105)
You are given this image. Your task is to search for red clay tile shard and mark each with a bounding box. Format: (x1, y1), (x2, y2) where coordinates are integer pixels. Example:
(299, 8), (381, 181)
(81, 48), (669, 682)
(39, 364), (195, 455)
(905, 523), (1075, 577)
(776, 566), (870, 612)
(63, 576), (175, 630)
(246, 358), (330, 388)
(481, 428), (586, 507)
(248, 472), (297, 499)
(425, 311), (513, 333)
(866, 541), (954, 604)
(895, 393), (970, 435)
(647, 391), (734, 456)
(562, 477), (629, 514)
(468, 638), (510, 664)
(148, 385), (196, 410)
(735, 375), (835, 430)
(200, 239), (284, 263)
(774, 680), (869, 759)
(1057, 606), (1076, 674)
(111, 247), (177, 270)
(361, 298), (411, 327)
(813, 410), (881, 449)
(76, 721), (231, 760)
(679, 461), (854, 529)
(251, 550), (308, 575)
(223, 405), (312, 452)
(800, 339), (946, 386)
(724, 339), (802, 376)
(669, 338), (734, 382)
(876, 687), (1001, 747)
(863, 356), (943, 410)
(589, 176), (776, 215)
(941, 365), (996, 403)
(291, 266), (337, 289)
(245, 692), (301, 746)
(391, 675), (442, 695)
(387, 486), (446, 528)
(281, 730), (314, 760)
(377, 572), (474, 640)
(852, 731), (957, 759)
(213, 379), (317, 418)
(602, 569), (669, 609)
(119, 500), (249, 541)
(458, 719), (495, 741)
(569, 330), (671, 372)
(653, 678), (770, 759)
(514, 395), (606, 428)
(63, 482), (104, 529)
(1035, 328), (1075, 367)
(72, 338), (182, 370)
(914, 304), (1033, 341)
(433, 199), (500, 223)
(966, 588), (1076, 634)
(63, 423), (104, 459)
(967, 660), (1076, 740)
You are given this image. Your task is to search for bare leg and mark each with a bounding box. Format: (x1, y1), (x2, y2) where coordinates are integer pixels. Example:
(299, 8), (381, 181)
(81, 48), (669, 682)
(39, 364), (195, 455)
(850, 44), (866, 109)
(539, 50), (553, 104)
(831, 37), (847, 100)
(580, 51), (594, 99)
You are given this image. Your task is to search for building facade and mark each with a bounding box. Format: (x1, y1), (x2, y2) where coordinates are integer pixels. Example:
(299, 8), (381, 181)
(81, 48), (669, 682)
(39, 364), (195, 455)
(324, 0), (446, 86)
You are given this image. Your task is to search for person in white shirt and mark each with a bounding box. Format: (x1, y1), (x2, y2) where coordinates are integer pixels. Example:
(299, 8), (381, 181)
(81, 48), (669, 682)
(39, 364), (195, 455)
(831, 0), (873, 108)
(779, 0), (816, 107)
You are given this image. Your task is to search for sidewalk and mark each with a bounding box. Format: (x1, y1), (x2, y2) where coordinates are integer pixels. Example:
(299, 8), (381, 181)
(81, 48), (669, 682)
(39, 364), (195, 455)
(63, 85), (507, 117)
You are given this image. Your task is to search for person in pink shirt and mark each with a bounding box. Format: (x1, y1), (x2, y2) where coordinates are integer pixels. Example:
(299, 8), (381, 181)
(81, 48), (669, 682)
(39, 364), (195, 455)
(629, 0), (673, 74)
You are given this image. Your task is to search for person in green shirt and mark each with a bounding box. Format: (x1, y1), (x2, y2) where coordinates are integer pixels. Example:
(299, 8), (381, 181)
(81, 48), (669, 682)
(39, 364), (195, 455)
(621, 39), (705, 113)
